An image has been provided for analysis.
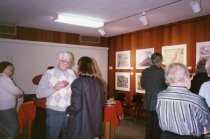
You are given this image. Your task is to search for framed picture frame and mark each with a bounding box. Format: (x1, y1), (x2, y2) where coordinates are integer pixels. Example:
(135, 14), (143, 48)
(115, 50), (130, 69)
(136, 48), (154, 69)
(135, 73), (145, 94)
(162, 44), (187, 66)
(196, 41), (210, 64)
(115, 72), (130, 91)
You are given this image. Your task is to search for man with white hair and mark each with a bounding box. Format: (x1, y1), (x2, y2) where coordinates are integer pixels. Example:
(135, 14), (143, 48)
(199, 58), (210, 108)
(156, 63), (210, 139)
(36, 51), (76, 139)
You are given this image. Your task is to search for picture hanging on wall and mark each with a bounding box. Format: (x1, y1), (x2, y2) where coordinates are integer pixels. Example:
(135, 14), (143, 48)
(115, 50), (130, 69)
(162, 44), (187, 66)
(136, 48), (154, 69)
(135, 73), (145, 94)
(196, 41), (210, 64)
(115, 72), (130, 91)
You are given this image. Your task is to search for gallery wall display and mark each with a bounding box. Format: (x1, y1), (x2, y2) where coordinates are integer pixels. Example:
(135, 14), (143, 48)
(136, 48), (154, 69)
(115, 72), (130, 91)
(162, 44), (187, 66)
(115, 50), (130, 69)
(196, 41), (210, 64)
(135, 73), (145, 94)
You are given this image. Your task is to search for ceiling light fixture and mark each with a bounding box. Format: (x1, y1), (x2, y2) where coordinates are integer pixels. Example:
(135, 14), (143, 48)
(139, 12), (149, 25)
(53, 14), (104, 28)
(105, 0), (182, 27)
(190, 0), (201, 13)
(98, 28), (105, 36)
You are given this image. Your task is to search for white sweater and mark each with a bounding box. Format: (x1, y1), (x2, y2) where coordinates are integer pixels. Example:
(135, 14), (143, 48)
(36, 66), (76, 111)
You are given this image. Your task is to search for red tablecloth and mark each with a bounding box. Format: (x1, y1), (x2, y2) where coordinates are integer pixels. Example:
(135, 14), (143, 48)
(104, 101), (123, 126)
(18, 101), (36, 134)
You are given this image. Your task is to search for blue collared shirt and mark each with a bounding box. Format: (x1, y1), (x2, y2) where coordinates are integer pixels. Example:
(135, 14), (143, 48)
(199, 81), (210, 108)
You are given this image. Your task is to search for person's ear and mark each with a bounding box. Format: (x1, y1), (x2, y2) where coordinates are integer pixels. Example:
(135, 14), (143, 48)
(56, 59), (59, 65)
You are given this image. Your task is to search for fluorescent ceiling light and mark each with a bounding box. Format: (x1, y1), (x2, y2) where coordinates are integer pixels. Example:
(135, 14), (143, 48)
(54, 14), (104, 28)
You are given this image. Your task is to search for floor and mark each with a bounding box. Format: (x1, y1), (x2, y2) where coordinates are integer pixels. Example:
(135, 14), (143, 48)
(112, 116), (146, 139)
(20, 116), (146, 139)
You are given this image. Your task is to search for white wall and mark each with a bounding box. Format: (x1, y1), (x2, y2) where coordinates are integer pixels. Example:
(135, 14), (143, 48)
(0, 38), (108, 94)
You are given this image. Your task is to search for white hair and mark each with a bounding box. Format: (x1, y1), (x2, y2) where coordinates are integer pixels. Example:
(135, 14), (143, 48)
(165, 63), (191, 89)
(56, 51), (72, 61)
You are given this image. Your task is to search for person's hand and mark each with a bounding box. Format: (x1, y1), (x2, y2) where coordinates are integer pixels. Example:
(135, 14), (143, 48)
(53, 81), (69, 91)
(53, 81), (65, 91)
(18, 94), (24, 98)
(62, 80), (69, 87)
(205, 133), (210, 139)
(204, 127), (210, 135)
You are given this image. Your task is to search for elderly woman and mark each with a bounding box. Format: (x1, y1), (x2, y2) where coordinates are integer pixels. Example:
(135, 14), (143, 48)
(0, 61), (23, 139)
(65, 56), (105, 139)
(156, 63), (210, 139)
(190, 58), (210, 94)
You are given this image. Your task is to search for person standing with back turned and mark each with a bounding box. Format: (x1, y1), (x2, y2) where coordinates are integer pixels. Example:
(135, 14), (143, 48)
(36, 51), (76, 139)
(141, 53), (167, 139)
(65, 56), (105, 139)
(156, 63), (210, 139)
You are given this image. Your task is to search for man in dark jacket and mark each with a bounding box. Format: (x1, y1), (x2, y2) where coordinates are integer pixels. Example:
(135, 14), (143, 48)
(141, 53), (167, 139)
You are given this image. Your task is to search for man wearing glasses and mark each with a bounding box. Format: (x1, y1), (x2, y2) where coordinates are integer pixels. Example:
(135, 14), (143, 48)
(36, 51), (76, 139)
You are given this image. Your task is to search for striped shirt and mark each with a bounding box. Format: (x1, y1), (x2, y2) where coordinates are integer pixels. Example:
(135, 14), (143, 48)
(156, 86), (210, 137)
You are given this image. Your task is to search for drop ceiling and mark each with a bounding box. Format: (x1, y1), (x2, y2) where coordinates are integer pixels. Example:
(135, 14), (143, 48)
(0, 0), (210, 37)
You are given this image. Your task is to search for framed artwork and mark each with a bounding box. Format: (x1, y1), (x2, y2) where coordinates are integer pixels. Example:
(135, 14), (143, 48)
(136, 48), (154, 69)
(135, 73), (145, 94)
(162, 44), (187, 66)
(196, 41), (210, 64)
(115, 72), (130, 91)
(115, 50), (130, 69)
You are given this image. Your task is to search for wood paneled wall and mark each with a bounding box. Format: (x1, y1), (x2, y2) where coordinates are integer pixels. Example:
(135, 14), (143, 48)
(0, 26), (109, 47)
(1, 15), (210, 101)
(108, 14), (210, 102)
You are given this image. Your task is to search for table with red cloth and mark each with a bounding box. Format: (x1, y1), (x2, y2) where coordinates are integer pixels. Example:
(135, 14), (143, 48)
(104, 100), (123, 139)
(18, 101), (36, 139)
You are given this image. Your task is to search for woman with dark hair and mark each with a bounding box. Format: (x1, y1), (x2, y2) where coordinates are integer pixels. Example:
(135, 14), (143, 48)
(0, 61), (23, 139)
(66, 56), (105, 139)
(190, 58), (210, 94)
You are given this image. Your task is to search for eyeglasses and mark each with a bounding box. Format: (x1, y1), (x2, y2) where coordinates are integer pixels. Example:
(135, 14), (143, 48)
(60, 60), (71, 64)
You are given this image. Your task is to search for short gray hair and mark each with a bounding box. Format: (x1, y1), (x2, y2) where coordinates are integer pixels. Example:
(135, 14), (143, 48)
(56, 51), (73, 61)
(165, 63), (191, 88)
(205, 58), (210, 73)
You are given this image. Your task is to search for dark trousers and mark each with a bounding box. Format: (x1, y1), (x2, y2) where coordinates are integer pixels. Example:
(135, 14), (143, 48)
(161, 131), (202, 139)
(46, 108), (67, 139)
(145, 111), (162, 139)
(32, 107), (46, 139)
(0, 108), (19, 139)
